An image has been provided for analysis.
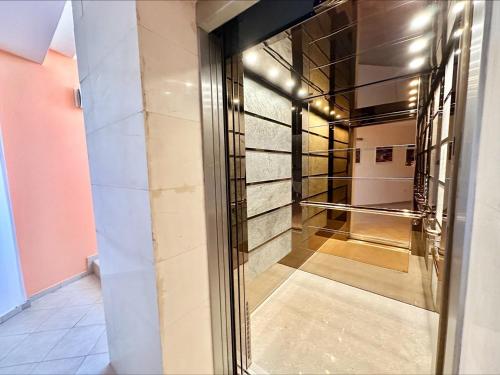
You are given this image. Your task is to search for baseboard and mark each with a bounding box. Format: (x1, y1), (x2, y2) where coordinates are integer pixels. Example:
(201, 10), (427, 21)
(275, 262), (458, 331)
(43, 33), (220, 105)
(29, 270), (92, 302)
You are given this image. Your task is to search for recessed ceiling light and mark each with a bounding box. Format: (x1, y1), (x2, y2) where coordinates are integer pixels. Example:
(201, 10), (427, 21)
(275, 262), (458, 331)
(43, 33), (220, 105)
(330, 110), (335, 115)
(324, 106), (329, 112)
(336, 114), (341, 119)
(409, 96), (417, 101)
(185, 82), (193, 87)
(409, 38), (428, 54)
(409, 89), (418, 95)
(409, 102), (416, 108)
(164, 91), (171, 95)
(409, 57), (425, 69)
(297, 88), (307, 97)
(409, 79), (419, 87)
(291, 106), (296, 111)
(286, 79), (295, 88)
(268, 67), (279, 80)
(410, 8), (434, 30)
(452, 2), (465, 14)
(453, 28), (463, 38)
(233, 98), (240, 104)
(243, 51), (258, 66)
(455, 49), (462, 55)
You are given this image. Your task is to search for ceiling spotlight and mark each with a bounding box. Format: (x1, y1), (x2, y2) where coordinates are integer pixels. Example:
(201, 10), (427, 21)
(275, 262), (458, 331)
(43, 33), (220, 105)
(453, 28), (463, 38)
(409, 38), (428, 53)
(409, 79), (419, 87)
(409, 96), (417, 101)
(268, 67), (279, 80)
(243, 51), (258, 66)
(455, 49), (462, 55)
(452, 1), (465, 14)
(409, 57), (425, 69)
(336, 114), (341, 119)
(314, 100), (322, 108)
(410, 8), (434, 31)
(297, 88), (307, 97)
(409, 89), (418, 95)
(291, 106), (296, 111)
(286, 79), (295, 88)
(324, 106), (330, 112)
(409, 102), (416, 108)
(330, 110), (335, 115)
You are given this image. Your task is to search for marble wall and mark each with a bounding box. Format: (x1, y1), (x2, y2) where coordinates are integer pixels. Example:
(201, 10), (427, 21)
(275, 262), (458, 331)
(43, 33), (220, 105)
(244, 77), (293, 280)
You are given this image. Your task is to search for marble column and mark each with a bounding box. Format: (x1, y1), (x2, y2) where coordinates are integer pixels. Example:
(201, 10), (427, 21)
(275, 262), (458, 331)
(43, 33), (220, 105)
(72, 1), (213, 373)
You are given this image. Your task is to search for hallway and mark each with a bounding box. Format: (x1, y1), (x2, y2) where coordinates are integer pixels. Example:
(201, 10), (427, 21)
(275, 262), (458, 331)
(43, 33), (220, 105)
(0, 276), (111, 375)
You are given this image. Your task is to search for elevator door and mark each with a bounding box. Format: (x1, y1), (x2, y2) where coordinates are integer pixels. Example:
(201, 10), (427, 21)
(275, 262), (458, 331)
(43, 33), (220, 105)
(218, 0), (472, 374)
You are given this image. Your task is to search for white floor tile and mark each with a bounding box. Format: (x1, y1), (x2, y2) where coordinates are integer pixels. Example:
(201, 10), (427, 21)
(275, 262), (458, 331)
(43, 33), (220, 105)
(89, 331), (108, 355)
(0, 335), (28, 362)
(61, 276), (100, 293)
(0, 310), (53, 336)
(77, 305), (105, 327)
(44, 325), (105, 361)
(76, 354), (113, 375)
(0, 363), (36, 375)
(31, 357), (85, 375)
(36, 307), (93, 332)
(31, 289), (100, 311)
(0, 329), (68, 367)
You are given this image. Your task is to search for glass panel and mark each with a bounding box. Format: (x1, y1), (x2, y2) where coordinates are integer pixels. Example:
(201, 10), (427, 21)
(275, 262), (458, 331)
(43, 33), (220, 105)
(436, 184), (445, 225)
(439, 144), (448, 183)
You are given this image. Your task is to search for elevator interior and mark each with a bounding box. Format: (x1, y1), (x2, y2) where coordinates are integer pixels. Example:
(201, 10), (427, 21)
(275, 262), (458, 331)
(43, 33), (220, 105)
(221, 0), (470, 373)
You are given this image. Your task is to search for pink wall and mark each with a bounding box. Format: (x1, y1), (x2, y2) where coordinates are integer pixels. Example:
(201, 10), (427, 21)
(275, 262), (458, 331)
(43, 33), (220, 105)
(0, 49), (96, 297)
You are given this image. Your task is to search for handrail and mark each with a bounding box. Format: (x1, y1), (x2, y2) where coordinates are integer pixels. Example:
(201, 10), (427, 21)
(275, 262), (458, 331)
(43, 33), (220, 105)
(300, 200), (424, 219)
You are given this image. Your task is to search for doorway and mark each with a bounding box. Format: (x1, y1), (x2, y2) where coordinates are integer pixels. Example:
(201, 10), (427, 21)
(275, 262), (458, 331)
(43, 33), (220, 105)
(201, 0), (478, 373)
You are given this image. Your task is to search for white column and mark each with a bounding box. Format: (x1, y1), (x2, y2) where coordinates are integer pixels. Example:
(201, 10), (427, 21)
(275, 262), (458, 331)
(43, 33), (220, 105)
(73, 1), (213, 373)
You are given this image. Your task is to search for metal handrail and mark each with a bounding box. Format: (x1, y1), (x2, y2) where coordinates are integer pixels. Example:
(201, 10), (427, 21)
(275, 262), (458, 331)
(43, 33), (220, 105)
(300, 200), (424, 219)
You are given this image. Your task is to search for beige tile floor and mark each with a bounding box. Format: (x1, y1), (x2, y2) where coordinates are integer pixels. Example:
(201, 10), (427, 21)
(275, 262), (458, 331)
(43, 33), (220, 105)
(0, 275), (113, 375)
(249, 268), (438, 374)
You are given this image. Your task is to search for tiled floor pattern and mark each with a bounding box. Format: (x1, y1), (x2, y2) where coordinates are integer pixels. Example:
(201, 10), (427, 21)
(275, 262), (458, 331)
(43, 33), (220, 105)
(249, 269), (438, 374)
(0, 275), (113, 375)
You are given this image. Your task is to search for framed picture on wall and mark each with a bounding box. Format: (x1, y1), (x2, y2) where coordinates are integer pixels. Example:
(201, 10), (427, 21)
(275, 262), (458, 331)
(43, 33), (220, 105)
(406, 145), (415, 166)
(375, 147), (393, 162)
(355, 148), (360, 163)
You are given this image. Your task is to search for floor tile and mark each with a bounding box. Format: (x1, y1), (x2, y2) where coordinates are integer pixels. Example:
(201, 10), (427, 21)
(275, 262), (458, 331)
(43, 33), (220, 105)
(44, 325), (105, 361)
(77, 305), (105, 327)
(31, 289), (100, 311)
(89, 331), (108, 355)
(0, 329), (68, 367)
(0, 310), (53, 336)
(0, 335), (28, 362)
(32, 357), (85, 375)
(36, 307), (93, 332)
(76, 354), (113, 375)
(29, 292), (72, 310)
(61, 276), (100, 293)
(250, 269), (437, 374)
(0, 363), (36, 375)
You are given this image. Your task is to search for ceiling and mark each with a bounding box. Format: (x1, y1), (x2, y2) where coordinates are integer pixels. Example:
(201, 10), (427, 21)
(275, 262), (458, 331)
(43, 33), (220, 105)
(0, 0), (75, 64)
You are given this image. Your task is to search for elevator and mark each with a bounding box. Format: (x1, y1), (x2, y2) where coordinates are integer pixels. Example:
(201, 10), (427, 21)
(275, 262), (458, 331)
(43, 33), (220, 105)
(199, 0), (486, 373)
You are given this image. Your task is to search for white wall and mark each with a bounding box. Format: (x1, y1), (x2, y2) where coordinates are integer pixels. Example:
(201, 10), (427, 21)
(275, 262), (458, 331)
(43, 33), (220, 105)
(0, 134), (25, 318)
(459, 2), (500, 373)
(352, 120), (416, 206)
